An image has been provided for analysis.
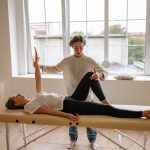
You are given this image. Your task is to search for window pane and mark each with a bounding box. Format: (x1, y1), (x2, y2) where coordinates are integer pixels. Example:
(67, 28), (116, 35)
(45, 0), (61, 22)
(87, 0), (104, 21)
(108, 0), (146, 75)
(28, 0), (61, 23)
(28, 0), (63, 66)
(28, 0), (45, 23)
(34, 38), (63, 65)
(128, 20), (146, 33)
(86, 38), (104, 63)
(109, 0), (127, 20)
(127, 0), (146, 75)
(70, 0), (104, 63)
(70, 22), (86, 35)
(128, 0), (146, 19)
(87, 22), (104, 35)
(70, 0), (86, 21)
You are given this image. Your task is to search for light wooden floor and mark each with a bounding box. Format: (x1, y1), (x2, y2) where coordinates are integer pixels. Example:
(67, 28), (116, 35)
(0, 123), (149, 150)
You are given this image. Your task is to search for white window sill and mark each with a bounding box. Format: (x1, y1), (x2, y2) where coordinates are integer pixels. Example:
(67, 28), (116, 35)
(13, 73), (63, 79)
(13, 74), (150, 81)
(107, 75), (150, 81)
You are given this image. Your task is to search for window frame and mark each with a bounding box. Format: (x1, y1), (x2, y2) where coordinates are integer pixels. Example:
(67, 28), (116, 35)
(15, 0), (150, 76)
(145, 0), (150, 75)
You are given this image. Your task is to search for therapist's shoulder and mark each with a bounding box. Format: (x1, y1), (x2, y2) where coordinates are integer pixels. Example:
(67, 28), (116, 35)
(85, 55), (97, 63)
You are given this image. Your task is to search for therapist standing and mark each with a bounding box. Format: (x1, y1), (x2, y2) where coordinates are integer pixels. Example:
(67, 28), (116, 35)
(40, 35), (109, 150)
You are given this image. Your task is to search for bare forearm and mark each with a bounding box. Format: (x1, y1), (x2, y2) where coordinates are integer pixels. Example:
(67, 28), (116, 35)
(35, 66), (41, 93)
(33, 106), (79, 121)
(35, 66), (41, 80)
(34, 106), (70, 118)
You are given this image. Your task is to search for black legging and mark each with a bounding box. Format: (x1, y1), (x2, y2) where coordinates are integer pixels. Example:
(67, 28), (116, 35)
(62, 72), (142, 118)
(71, 72), (106, 101)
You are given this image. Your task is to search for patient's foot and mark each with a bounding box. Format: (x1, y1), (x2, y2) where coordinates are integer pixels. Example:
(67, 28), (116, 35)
(143, 110), (150, 118)
(102, 99), (109, 105)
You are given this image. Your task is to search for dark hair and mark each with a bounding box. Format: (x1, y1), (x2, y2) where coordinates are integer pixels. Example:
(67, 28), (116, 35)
(5, 97), (24, 109)
(69, 35), (86, 47)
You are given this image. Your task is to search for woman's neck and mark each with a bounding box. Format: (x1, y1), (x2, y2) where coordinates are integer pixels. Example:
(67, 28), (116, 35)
(24, 99), (29, 104)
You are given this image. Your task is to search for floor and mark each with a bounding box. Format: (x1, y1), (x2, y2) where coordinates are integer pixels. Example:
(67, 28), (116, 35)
(0, 123), (149, 150)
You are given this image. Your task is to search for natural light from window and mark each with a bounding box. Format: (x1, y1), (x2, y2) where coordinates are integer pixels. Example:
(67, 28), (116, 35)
(27, 0), (146, 76)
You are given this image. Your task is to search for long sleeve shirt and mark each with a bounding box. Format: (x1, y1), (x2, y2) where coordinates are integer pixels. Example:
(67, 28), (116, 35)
(42, 55), (107, 101)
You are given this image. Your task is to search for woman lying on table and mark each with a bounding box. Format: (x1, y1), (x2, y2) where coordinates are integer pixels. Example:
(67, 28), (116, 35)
(5, 50), (150, 121)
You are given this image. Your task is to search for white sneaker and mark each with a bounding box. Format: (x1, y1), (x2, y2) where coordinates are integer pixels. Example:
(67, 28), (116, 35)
(91, 142), (98, 150)
(67, 141), (76, 149)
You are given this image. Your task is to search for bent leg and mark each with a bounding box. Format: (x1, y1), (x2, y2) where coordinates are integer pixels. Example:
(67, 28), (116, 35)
(71, 72), (106, 101)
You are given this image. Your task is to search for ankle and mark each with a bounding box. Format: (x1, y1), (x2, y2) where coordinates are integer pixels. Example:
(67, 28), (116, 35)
(102, 99), (109, 105)
(143, 110), (150, 118)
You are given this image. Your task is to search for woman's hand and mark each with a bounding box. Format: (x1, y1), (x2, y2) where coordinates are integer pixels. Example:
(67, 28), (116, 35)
(67, 114), (79, 122)
(33, 47), (40, 68)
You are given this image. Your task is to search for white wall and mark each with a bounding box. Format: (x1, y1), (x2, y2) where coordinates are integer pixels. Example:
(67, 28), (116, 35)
(0, 0), (12, 104)
(10, 76), (150, 106)
(0, 0), (150, 106)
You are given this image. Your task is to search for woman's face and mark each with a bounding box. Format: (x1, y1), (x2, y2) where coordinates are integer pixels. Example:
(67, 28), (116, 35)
(11, 94), (26, 106)
(72, 42), (84, 58)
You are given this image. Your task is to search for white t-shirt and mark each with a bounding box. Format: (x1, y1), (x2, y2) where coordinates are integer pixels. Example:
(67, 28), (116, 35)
(24, 92), (65, 114)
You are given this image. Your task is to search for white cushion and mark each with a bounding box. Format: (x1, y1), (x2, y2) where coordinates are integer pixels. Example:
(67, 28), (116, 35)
(114, 73), (135, 80)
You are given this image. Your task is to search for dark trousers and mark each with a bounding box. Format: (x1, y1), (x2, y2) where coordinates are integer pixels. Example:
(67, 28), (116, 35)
(63, 72), (142, 118)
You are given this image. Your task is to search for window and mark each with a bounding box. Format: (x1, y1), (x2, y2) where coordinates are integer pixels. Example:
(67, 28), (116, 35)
(69, 0), (105, 62)
(15, 0), (150, 76)
(28, 0), (63, 67)
(108, 0), (146, 75)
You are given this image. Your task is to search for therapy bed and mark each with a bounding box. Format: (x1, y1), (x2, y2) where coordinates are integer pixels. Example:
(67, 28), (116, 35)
(0, 105), (150, 150)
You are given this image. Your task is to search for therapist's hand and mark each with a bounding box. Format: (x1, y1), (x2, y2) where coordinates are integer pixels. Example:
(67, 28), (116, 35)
(90, 68), (100, 80)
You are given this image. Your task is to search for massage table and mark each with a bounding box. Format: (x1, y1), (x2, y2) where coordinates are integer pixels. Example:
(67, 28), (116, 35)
(0, 105), (150, 150)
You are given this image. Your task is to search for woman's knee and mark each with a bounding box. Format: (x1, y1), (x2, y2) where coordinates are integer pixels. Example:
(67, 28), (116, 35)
(84, 72), (93, 77)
